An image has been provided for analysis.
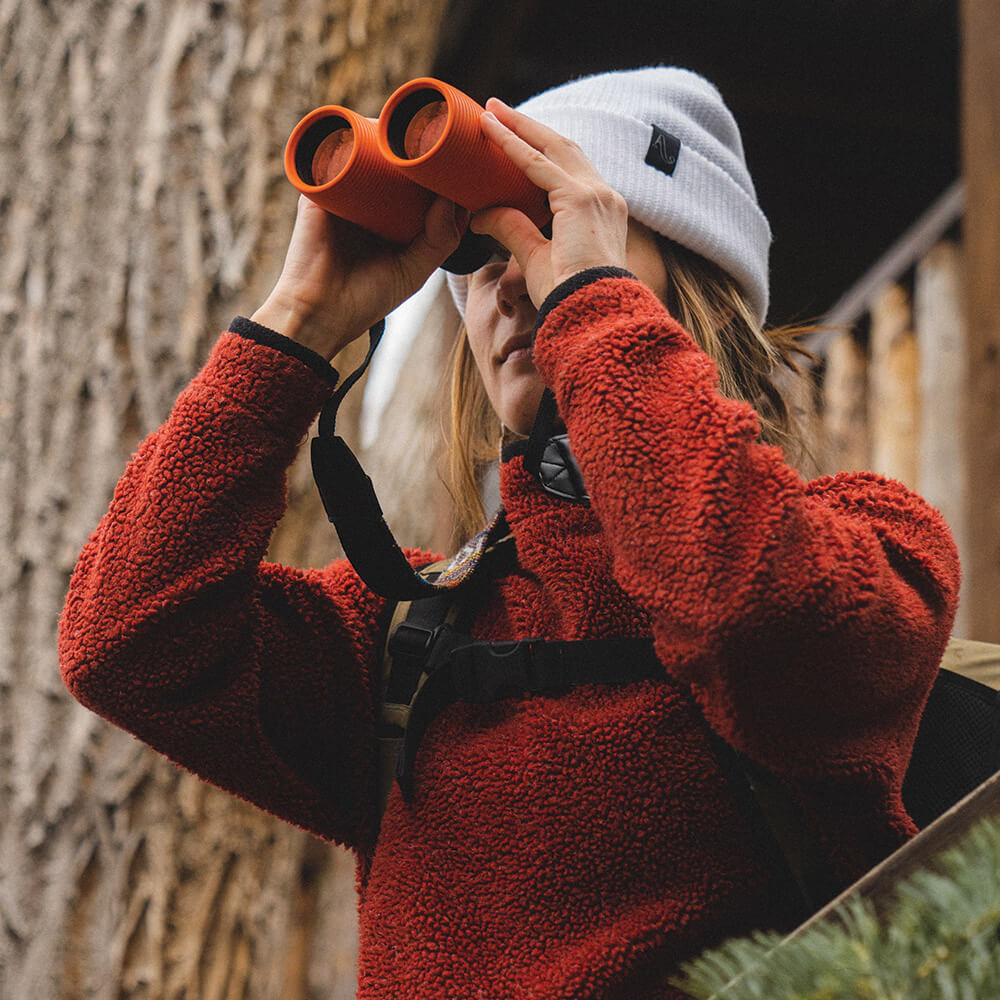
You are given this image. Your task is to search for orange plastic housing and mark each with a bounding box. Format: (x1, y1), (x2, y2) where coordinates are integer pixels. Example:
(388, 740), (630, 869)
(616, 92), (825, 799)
(284, 106), (432, 245)
(377, 78), (551, 228)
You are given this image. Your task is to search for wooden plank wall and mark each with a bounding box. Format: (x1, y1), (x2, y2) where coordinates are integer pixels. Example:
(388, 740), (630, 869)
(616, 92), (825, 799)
(814, 0), (1000, 646)
(815, 225), (970, 637)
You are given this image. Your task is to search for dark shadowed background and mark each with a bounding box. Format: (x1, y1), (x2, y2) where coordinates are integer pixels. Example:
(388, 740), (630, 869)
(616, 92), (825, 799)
(433, 0), (959, 324)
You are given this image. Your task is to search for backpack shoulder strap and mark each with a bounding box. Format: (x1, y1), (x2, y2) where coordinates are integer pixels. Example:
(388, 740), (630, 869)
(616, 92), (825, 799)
(903, 658), (1000, 828)
(375, 531), (517, 818)
(376, 560), (457, 819)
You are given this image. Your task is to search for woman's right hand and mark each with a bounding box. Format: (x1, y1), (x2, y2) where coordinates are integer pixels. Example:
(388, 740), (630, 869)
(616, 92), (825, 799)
(252, 194), (467, 360)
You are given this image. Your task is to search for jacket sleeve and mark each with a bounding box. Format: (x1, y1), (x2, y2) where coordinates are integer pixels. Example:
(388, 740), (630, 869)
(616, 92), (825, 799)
(531, 274), (961, 800)
(58, 322), (402, 851)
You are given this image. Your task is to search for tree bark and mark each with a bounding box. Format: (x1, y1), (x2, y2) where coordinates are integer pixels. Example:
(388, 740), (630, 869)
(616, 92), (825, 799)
(0, 1), (449, 997)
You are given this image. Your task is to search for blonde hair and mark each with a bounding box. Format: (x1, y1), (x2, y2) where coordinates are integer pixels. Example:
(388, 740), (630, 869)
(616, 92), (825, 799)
(446, 238), (813, 540)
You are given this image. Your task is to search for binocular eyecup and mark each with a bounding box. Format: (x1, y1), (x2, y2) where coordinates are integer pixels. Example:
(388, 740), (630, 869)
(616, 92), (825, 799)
(284, 78), (550, 274)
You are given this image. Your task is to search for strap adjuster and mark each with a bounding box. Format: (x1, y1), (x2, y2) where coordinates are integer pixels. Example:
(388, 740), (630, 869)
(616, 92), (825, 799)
(449, 638), (568, 703)
(389, 621), (444, 659)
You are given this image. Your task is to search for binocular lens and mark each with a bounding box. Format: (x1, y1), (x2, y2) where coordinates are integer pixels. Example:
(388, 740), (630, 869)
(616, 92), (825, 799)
(403, 101), (448, 159)
(312, 128), (356, 185)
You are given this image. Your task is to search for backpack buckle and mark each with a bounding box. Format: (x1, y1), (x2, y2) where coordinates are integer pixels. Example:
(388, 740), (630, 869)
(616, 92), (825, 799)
(389, 621), (443, 659)
(450, 638), (555, 703)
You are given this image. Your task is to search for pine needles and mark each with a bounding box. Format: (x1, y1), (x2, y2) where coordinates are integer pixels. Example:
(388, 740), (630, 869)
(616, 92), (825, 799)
(674, 818), (1000, 1000)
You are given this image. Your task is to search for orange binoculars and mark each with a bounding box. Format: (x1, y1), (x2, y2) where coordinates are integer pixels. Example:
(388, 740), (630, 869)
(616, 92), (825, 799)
(284, 78), (551, 273)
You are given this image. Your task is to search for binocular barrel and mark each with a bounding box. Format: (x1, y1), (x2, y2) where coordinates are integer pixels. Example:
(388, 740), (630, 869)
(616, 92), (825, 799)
(285, 78), (550, 259)
(284, 106), (432, 245)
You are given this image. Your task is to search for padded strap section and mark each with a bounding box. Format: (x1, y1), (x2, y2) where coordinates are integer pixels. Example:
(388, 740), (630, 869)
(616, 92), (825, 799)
(522, 390), (589, 504)
(902, 667), (1000, 828)
(311, 433), (440, 599)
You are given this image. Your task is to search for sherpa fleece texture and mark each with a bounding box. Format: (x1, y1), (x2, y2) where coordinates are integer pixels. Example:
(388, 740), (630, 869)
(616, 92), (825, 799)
(59, 276), (959, 999)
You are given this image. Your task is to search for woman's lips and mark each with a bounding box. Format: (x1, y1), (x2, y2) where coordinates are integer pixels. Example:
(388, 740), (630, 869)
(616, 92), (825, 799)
(503, 345), (534, 365)
(498, 336), (533, 364)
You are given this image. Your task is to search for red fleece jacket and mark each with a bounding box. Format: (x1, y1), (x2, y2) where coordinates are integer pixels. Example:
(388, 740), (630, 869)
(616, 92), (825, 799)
(59, 275), (959, 999)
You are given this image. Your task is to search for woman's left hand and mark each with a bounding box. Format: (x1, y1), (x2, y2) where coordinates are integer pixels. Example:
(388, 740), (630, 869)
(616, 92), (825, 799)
(470, 98), (630, 308)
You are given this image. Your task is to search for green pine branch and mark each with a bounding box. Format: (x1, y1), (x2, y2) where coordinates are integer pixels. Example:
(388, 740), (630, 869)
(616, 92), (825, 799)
(674, 818), (1000, 1000)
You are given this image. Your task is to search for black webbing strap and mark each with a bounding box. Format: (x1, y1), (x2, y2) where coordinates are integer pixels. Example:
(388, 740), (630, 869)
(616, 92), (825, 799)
(310, 321), (459, 600)
(523, 387), (560, 481)
(384, 591), (459, 707)
(394, 635), (664, 801)
(707, 732), (845, 915)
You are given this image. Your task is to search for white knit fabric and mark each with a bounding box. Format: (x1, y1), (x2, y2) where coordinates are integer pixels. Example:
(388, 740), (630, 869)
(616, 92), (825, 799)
(446, 67), (771, 324)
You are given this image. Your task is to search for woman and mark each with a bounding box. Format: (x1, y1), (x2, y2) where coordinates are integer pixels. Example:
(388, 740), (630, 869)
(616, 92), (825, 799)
(60, 68), (959, 998)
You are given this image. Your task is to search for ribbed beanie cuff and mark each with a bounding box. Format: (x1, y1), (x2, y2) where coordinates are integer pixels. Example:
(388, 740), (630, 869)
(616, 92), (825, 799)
(447, 67), (771, 325)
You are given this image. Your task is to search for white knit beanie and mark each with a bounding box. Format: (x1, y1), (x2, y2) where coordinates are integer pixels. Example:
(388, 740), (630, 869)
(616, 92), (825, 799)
(447, 66), (771, 324)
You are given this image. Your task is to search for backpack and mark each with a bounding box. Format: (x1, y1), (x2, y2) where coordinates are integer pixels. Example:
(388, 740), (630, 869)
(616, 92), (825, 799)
(376, 566), (1000, 916)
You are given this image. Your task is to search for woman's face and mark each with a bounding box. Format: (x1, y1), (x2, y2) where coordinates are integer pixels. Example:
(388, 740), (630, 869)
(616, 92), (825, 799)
(463, 220), (669, 436)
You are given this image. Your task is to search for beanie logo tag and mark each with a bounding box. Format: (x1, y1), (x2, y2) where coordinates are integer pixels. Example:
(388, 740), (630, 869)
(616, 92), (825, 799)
(645, 125), (681, 176)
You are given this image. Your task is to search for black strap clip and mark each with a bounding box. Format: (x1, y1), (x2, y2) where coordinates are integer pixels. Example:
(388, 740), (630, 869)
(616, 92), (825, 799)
(448, 638), (557, 704)
(389, 621), (449, 661)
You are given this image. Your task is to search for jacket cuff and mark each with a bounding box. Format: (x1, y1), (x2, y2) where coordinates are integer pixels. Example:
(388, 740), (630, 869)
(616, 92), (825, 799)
(532, 267), (636, 341)
(230, 316), (340, 389)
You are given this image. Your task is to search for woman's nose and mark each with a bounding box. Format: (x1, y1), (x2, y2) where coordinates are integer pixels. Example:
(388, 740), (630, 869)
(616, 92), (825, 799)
(497, 256), (530, 317)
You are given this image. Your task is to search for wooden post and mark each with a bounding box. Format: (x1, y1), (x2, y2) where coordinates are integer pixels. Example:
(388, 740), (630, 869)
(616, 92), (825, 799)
(915, 242), (970, 635)
(961, 0), (1000, 642)
(869, 284), (920, 488)
(822, 330), (870, 475)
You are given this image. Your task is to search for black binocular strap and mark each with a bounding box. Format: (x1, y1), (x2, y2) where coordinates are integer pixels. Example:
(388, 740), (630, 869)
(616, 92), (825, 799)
(311, 328), (591, 598)
(311, 321), (457, 600)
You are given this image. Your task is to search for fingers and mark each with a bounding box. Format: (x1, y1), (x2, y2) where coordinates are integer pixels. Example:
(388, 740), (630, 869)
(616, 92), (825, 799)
(406, 197), (466, 262)
(481, 99), (605, 186)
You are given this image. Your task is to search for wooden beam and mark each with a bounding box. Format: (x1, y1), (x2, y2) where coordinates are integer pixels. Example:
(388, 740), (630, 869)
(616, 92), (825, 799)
(815, 181), (964, 341)
(961, 0), (1000, 642)
(715, 770), (1000, 995)
(821, 330), (869, 474)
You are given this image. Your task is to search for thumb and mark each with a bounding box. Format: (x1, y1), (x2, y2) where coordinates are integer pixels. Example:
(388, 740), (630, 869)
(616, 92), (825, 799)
(397, 197), (468, 282)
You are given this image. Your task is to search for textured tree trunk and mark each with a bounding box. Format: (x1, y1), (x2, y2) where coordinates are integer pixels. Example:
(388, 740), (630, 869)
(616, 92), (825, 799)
(0, 1), (449, 997)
